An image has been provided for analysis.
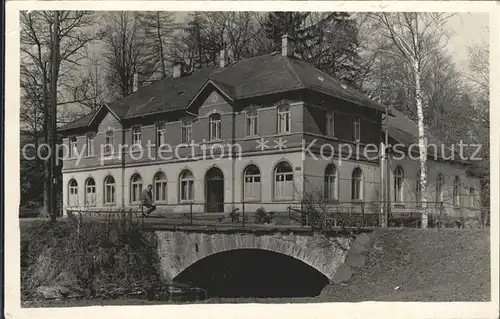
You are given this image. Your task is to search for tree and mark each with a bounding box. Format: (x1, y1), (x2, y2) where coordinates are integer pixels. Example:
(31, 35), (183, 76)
(63, 50), (109, 117)
(20, 11), (96, 219)
(367, 13), (453, 228)
(139, 11), (178, 79)
(263, 12), (362, 84)
(100, 12), (151, 98)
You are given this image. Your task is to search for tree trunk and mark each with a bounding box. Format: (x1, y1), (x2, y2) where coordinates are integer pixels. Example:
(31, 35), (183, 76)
(414, 58), (428, 228)
(50, 12), (60, 222)
(156, 12), (166, 78)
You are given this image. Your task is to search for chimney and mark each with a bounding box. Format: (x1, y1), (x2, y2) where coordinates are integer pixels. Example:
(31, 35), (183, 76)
(281, 34), (295, 57)
(133, 73), (139, 92)
(220, 47), (228, 68)
(173, 59), (184, 78)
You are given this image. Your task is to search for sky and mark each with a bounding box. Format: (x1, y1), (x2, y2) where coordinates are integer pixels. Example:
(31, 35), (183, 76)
(445, 12), (489, 72)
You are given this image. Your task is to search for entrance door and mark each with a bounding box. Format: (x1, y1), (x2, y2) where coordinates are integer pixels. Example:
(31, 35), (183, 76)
(206, 167), (224, 212)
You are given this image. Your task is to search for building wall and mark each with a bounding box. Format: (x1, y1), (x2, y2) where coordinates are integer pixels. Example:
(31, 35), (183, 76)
(62, 151), (305, 215)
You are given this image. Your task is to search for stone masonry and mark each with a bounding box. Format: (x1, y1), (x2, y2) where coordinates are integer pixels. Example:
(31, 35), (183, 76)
(155, 230), (364, 282)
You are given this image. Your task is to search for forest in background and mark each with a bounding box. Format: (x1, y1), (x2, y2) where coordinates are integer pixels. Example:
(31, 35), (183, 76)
(19, 11), (489, 218)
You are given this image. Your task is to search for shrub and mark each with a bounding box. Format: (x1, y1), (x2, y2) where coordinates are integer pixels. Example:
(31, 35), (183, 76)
(254, 207), (273, 224)
(21, 212), (162, 300)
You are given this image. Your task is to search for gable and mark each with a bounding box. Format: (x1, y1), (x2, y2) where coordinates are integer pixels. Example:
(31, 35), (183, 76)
(97, 110), (122, 133)
(187, 81), (234, 116)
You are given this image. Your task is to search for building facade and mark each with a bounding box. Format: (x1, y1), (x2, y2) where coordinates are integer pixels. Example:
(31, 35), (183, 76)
(59, 35), (482, 222)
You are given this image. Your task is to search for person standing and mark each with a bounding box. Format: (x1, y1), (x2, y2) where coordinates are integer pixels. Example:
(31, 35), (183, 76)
(141, 184), (156, 217)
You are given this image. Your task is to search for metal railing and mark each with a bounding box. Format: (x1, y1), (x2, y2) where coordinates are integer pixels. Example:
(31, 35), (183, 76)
(65, 200), (489, 230)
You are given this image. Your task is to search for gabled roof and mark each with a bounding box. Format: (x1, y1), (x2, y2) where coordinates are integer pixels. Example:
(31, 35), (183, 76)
(59, 53), (387, 132)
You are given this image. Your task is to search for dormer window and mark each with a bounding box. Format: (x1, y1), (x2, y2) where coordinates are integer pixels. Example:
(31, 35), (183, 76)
(246, 109), (258, 136)
(278, 105), (291, 134)
(181, 121), (192, 143)
(209, 113), (222, 141)
(132, 127), (142, 146)
(353, 118), (360, 142)
(326, 111), (335, 137)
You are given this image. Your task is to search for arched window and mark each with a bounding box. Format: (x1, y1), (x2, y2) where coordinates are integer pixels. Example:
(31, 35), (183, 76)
(351, 168), (363, 200)
(209, 113), (221, 140)
(180, 170), (194, 201)
(324, 164), (337, 200)
(130, 174), (143, 203)
(85, 178), (96, 206)
(274, 161), (294, 199)
(394, 166), (404, 202)
(436, 173), (444, 203)
(104, 176), (115, 204)
(278, 105), (291, 134)
(453, 176), (460, 206)
(68, 179), (78, 206)
(243, 164), (261, 201)
(416, 169), (422, 204)
(154, 172), (167, 202)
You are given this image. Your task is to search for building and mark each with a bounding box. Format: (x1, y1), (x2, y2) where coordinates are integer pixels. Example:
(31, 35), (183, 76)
(58, 35), (482, 225)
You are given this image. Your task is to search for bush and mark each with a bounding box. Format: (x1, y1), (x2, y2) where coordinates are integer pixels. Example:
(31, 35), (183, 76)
(21, 213), (162, 300)
(254, 207), (273, 224)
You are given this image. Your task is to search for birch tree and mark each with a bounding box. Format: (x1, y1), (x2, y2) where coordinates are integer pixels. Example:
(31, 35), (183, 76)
(368, 13), (452, 228)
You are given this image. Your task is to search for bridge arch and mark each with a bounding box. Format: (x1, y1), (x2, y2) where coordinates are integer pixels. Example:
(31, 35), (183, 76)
(156, 231), (352, 282)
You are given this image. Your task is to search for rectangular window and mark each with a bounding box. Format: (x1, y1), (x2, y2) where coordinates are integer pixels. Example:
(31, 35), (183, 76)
(353, 119), (360, 142)
(69, 137), (77, 158)
(86, 135), (95, 157)
(104, 131), (114, 154)
(278, 107), (291, 134)
(181, 122), (192, 143)
(132, 127), (141, 145)
(326, 112), (335, 137)
(157, 123), (167, 147)
(246, 112), (258, 136)
(209, 114), (221, 141)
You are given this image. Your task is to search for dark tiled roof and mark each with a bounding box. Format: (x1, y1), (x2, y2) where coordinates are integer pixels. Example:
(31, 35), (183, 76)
(59, 54), (387, 131)
(59, 111), (96, 131)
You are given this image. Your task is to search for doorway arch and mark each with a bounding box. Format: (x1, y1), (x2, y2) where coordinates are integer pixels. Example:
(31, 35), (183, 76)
(205, 167), (224, 212)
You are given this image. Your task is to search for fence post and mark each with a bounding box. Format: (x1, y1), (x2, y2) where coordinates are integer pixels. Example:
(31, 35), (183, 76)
(288, 206), (291, 225)
(242, 201), (245, 227)
(438, 201), (444, 230)
(242, 204), (245, 228)
(190, 203), (193, 226)
(361, 202), (365, 228)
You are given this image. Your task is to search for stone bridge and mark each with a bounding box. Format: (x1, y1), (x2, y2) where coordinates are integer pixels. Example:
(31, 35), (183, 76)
(154, 227), (372, 283)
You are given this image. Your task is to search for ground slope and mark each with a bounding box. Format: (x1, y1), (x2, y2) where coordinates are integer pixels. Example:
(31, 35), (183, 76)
(320, 228), (490, 302)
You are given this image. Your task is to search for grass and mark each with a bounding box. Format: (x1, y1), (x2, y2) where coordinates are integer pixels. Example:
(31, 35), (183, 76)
(319, 228), (490, 302)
